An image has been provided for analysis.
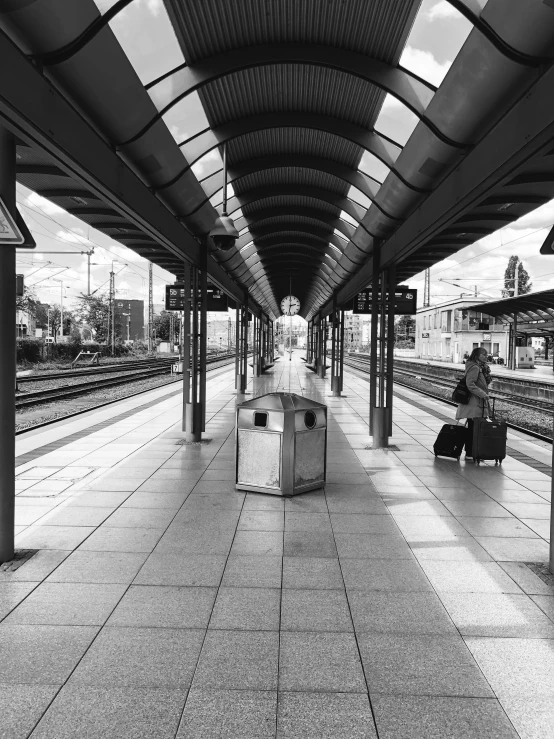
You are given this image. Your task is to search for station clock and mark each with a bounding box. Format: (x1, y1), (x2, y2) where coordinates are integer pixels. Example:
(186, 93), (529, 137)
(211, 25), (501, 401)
(280, 295), (301, 316)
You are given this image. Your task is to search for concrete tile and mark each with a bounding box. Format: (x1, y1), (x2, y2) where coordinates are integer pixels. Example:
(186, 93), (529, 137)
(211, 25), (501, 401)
(0, 684), (58, 739)
(182, 493), (244, 511)
(372, 696), (518, 739)
(348, 592), (457, 635)
(135, 553), (226, 587)
(499, 562), (553, 595)
(458, 517), (538, 538)
(70, 626), (204, 688)
(102, 507), (176, 529)
(281, 589), (353, 632)
(209, 587), (280, 631)
(335, 533), (414, 560)
(329, 514), (401, 534)
(46, 550), (148, 584)
(178, 689), (277, 738)
(466, 637), (554, 698)
(279, 632), (366, 692)
(137, 480), (197, 493)
(284, 493), (328, 513)
(120, 491), (186, 509)
(277, 692), (376, 738)
(384, 499), (452, 516)
(0, 550), (69, 583)
(499, 696), (554, 739)
(243, 494), (285, 511)
(439, 592), (554, 637)
(443, 500), (515, 517)
(154, 527), (235, 556)
(484, 488), (548, 504)
(475, 536), (550, 562)
(84, 477), (147, 492)
(341, 558), (433, 592)
(282, 557), (344, 590)
(4, 582), (126, 626)
(283, 531), (337, 558)
(222, 555), (282, 588)
(284, 512), (332, 533)
(0, 582), (38, 620)
(532, 594), (554, 621)
(36, 507), (115, 527)
(78, 526), (163, 553)
(231, 531), (283, 556)
(326, 497), (388, 515)
(14, 506), (56, 526)
(191, 481), (239, 495)
(65, 490), (132, 507)
(392, 516), (470, 540)
(0, 624), (98, 684)
(15, 526), (95, 551)
(238, 511), (285, 531)
(521, 518), (551, 538)
(107, 585), (216, 628)
(359, 633), (493, 697)
(193, 630), (279, 690)
(419, 561), (523, 594)
(409, 536), (493, 562)
(201, 469), (236, 481)
(173, 509), (240, 529)
(30, 685), (186, 739)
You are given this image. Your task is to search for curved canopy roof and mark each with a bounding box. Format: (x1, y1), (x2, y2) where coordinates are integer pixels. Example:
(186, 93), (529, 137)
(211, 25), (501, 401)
(469, 289), (554, 335)
(1, 0), (554, 319)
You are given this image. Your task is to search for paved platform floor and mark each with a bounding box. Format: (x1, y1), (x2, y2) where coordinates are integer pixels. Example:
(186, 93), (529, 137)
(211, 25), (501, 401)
(1, 353), (553, 738)
(395, 355), (554, 383)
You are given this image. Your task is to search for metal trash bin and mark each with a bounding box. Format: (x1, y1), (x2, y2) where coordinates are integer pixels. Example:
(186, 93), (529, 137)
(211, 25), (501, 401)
(235, 392), (327, 496)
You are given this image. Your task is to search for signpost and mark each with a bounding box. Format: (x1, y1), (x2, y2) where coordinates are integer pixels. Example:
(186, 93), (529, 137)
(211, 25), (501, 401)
(350, 286), (417, 315)
(0, 196), (24, 245)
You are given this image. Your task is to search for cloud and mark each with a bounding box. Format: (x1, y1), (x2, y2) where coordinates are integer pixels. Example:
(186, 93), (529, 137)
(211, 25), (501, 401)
(400, 46), (451, 86)
(427, 1), (459, 21)
(55, 228), (92, 245)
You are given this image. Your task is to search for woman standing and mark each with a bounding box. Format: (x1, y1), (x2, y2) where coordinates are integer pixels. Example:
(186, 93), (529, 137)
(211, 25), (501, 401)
(456, 347), (492, 459)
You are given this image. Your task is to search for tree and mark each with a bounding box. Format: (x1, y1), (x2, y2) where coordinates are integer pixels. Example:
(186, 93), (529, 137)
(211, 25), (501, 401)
(395, 315), (415, 343)
(16, 286), (37, 316)
(152, 311), (180, 342)
(46, 304), (75, 342)
(34, 302), (50, 330)
(74, 293), (111, 342)
(503, 256), (532, 297)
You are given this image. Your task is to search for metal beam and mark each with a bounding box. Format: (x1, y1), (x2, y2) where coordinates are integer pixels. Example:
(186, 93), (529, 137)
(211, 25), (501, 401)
(234, 207), (357, 241)
(0, 31), (260, 316)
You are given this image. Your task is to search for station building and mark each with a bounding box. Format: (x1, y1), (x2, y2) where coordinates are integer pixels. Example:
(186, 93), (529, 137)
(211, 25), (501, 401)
(415, 297), (509, 364)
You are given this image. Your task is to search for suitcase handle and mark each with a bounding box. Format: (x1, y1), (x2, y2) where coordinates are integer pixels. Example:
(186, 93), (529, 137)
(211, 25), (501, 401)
(482, 396), (495, 419)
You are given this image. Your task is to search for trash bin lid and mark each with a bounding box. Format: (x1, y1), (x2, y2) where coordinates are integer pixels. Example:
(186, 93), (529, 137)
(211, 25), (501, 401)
(237, 392), (326, 411)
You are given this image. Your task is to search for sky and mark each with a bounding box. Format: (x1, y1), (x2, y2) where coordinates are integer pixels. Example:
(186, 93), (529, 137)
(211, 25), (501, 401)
(17, 0), (554, 317)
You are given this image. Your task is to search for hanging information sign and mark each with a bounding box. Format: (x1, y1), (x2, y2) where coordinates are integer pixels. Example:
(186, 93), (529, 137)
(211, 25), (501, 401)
(350, 286), (417, 315)
(165, 283), (185, 311)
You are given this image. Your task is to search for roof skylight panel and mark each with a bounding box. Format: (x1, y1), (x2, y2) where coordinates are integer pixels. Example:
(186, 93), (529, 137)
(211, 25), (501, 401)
(358, 152), (389, 184)
(104, 0), (185, 86)
(163, 92), (210, 147)
(374, 95), (419, 147)
(398, 0), (474, 87)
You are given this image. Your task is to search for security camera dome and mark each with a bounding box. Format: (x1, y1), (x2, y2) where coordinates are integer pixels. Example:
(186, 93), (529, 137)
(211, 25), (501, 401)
(209, 215), (239, 252)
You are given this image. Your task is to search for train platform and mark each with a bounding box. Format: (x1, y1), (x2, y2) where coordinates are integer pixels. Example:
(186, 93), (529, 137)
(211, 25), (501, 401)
(394, 355), (554, 383)
(2, 354), (553, 739)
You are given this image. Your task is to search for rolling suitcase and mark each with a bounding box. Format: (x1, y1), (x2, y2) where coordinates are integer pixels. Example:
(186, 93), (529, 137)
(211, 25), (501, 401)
(472, 399), (506, 465)
(433, 423), (467, 461)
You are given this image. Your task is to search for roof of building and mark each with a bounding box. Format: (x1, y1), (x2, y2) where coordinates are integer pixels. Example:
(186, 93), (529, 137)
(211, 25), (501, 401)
(468, 289), (554, 334)
(2, 1), (554, 319)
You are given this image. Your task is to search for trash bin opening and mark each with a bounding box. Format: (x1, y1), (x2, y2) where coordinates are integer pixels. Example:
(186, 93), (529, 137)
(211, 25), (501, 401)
(254, 412), (268, 428)
(304, 410), (317, 429)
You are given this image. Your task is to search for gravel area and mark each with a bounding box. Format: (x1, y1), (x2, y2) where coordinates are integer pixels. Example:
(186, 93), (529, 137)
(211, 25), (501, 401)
(16, 375), (179, 433)
(394, 373), (553, 439)
(17, 366), (170, 394)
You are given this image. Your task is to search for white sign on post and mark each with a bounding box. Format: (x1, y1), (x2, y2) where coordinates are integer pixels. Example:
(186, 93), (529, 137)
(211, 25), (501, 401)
(0, 197), (24, 245)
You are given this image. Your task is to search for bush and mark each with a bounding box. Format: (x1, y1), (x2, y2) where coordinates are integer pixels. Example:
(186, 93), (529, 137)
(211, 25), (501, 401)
(17, 338), (152, 367)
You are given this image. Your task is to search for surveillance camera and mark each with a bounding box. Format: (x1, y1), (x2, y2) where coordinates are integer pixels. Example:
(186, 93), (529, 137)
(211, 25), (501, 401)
(209, 215), (239, 252)
(211, 233), (237, 251)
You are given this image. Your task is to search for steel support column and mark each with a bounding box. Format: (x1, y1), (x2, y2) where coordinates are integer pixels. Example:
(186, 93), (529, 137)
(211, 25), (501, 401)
(0, 126), (15, 563)
(235, 296), (248, 393)
(511, 314), (518, 370)
(252, 315), (262, 377)
(331, 295), (343, 397)
(386, 265), (396, 431)
(369, 242), (380, 435)
(317, 314), (326, 378)
(183, 250), (207, 441)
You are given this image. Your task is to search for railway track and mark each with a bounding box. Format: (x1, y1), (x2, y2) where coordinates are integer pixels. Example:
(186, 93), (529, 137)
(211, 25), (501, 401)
(16, 357), (175, 384)
(344, 354), (554, 442)
(16, 352), (238, 409)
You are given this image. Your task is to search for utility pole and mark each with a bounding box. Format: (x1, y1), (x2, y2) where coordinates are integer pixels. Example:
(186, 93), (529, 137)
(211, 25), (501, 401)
(109, 267), (115, 355)
(148, 261), (153, 352)
(424, 268), (431, 307)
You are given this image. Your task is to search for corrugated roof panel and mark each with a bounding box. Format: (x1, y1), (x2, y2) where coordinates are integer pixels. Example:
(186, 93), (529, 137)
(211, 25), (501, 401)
(168, 0), (420, 66)
(242, 195), (340, 216)
(199, 66), (383, 130)
(235, 167), (348, 197)
(227, 128), (361, 169)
